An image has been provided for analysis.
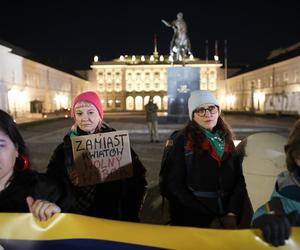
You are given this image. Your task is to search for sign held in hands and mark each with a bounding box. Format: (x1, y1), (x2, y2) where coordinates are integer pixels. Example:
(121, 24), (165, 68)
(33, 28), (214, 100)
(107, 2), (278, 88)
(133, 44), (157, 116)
(71, 130), (133, 186)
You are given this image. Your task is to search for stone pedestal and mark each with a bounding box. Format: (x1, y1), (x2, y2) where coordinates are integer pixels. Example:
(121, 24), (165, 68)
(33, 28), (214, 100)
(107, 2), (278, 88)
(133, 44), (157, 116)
(167, 67), (200, 122)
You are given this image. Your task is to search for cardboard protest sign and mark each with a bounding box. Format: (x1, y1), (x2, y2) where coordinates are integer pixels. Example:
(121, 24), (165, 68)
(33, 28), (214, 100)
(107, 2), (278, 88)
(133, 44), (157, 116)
(71, 130), (133, 186)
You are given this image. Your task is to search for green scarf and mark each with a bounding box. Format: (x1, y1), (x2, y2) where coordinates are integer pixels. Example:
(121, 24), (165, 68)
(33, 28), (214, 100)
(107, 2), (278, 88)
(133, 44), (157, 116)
(70, 129), (80, 139)
(201, 128), (225, 159)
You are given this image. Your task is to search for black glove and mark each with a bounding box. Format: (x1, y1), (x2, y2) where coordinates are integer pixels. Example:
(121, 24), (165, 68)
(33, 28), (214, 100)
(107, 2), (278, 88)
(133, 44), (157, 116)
(209, 215), (237, 229)
(252, 211), (299, 247)
(221, 214), (238, 229)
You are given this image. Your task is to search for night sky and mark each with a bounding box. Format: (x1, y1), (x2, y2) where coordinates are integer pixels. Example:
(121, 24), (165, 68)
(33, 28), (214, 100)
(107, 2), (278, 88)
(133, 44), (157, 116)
(1, 1), (300, 71)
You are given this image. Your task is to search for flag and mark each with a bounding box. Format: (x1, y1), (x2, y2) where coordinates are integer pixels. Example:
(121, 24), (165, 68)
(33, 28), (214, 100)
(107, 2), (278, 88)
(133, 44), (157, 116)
(1, 213), (300, 249)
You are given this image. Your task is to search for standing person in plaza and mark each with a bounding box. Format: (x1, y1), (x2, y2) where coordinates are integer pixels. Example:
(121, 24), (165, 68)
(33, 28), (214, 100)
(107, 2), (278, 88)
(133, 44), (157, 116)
(0, 109), (72, 221)
(46, 91), (147, 222)
(145, 96), (159, 143)
(251, 120), (300, 247)
(160, 90), (250, 228)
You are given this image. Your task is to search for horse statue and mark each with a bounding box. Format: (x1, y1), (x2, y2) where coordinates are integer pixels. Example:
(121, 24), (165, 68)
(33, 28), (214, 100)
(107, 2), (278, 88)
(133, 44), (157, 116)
(162, 12), (192, 62)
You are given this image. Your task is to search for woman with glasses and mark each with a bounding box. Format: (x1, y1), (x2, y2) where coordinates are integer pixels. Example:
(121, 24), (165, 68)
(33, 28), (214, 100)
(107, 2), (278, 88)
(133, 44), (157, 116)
(160, 90), (250, 228)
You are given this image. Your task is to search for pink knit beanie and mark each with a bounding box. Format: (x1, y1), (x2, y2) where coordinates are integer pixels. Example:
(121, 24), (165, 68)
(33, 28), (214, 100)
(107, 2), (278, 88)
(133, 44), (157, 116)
(71, 91), (104, 119)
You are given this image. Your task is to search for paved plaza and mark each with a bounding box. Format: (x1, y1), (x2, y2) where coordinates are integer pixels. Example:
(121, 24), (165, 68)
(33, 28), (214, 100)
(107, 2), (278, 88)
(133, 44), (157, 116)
(18, 113), (298, 224)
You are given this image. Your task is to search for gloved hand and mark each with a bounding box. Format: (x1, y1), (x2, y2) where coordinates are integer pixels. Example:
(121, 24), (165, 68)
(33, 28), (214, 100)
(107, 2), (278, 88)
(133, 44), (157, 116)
(209, 214), (237, 229)
(252, 211), (299, 247)
(221, 214), (238, 229)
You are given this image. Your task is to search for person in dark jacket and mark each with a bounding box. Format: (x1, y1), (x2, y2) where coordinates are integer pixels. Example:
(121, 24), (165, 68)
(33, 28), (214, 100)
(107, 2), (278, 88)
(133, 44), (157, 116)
(0, 110), (72, 221)
(252, 120), (300, 246)
(160, 90), (250, 228)
(145, 96), (159, 143)
(47, 91), (147, 222)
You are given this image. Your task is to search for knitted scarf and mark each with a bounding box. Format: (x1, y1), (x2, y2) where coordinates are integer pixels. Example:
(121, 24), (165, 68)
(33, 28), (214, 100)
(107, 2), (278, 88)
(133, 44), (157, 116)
(201, 128), (225, 159)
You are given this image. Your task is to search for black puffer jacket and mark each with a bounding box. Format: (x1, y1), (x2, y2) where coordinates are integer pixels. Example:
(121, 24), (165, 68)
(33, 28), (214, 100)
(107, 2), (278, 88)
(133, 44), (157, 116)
(0, 170), (73, 212)
(47, 124), (147, 222)
(162, 130), (248, 227)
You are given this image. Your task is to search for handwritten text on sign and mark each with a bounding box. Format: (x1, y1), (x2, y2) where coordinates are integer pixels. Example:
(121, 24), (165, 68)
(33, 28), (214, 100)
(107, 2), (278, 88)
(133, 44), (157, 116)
(71, 130), (133, 186)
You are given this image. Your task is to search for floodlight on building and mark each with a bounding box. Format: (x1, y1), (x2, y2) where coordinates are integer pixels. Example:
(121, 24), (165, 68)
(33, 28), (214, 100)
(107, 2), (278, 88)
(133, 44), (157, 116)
(150, 55), (154, 62)
(226, 94), (236, 109)
(189, 54), (194, 60)
(94, 56), (99, 62)
(254, 91), (265, 110)
(54, 94), (68, 109)
(168, 55), (173, 63)
(132, 55), (136, 62)
(214, 55), (219, 61)
(159, 55), (164, 62)
(120, 55), (125, 61)
(141, 55), (145, 62)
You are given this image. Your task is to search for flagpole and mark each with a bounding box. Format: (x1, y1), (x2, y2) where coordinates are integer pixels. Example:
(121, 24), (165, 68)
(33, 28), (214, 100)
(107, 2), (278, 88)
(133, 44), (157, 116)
(214, 40), (219, 62)
(205, 40), (209, 64)
(205, 40), (209, 89)
(224, 40), (228, 110)
(224, 40), (227, 83)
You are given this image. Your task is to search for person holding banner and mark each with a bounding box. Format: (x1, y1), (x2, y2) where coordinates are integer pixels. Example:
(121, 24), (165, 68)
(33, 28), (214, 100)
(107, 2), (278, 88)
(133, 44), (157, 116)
(252, 120), (300, 246)
(0, 110), (72, 221)
(47, 91), (147, 222)
(160, 90), (251, 228)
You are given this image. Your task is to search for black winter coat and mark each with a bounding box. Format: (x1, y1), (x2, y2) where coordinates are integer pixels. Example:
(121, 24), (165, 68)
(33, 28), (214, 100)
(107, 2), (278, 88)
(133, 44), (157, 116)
(0, 170), (73, 212)
(162, 130), (248, 228)
(47, 125), (147, 222)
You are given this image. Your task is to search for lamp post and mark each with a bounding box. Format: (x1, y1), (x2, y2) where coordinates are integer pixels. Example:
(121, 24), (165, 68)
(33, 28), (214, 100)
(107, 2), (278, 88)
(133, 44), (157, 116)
(250, 81), (255, 113)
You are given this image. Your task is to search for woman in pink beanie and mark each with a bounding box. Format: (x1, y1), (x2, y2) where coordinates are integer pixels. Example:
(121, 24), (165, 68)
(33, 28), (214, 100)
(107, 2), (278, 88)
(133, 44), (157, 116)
(46, 91), (147, 222)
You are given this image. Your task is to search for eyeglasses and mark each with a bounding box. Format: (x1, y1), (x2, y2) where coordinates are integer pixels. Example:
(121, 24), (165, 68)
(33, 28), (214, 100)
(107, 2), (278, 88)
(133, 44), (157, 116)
(194, 105), (219, 117)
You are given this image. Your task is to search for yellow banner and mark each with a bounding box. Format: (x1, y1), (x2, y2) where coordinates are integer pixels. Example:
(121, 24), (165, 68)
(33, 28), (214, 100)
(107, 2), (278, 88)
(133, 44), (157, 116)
(0, 213), (299, 250)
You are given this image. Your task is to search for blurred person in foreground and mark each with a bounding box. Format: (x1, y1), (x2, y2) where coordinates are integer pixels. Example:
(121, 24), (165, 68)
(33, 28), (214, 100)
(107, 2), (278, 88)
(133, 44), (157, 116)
(252, 120), (300, 246)
(0, 109), (72, 221)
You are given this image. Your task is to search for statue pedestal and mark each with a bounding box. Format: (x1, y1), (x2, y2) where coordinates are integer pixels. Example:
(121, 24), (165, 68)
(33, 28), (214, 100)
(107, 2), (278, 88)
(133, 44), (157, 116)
(167, 67), (200, 123)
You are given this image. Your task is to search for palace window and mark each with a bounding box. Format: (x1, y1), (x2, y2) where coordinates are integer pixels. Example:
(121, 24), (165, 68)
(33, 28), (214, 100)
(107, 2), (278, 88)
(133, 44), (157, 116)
(294, 70), (300, 83)
(283, 72), (289, 83)
(154, 72), (160, 80)
(107, 99), (113, 108)
(115, 99), (121, 108)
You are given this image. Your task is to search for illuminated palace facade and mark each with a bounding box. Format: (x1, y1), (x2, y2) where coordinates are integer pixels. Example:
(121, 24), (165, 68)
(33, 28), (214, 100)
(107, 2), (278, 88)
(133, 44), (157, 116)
(89, 55), (223, 112)
(217, 42), (300, 115)
(0, 42), (91, 120)
(89, 42), (300, 116)
(2, 40), (299, 120)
